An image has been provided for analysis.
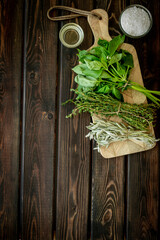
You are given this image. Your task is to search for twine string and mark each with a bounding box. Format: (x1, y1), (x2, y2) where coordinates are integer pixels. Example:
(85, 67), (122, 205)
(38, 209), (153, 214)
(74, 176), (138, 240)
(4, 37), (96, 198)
(47, 6), (102, 21)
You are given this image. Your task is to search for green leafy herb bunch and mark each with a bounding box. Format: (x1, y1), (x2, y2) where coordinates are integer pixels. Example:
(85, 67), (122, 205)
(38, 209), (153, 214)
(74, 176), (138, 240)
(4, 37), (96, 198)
(72, 35), (160, 105)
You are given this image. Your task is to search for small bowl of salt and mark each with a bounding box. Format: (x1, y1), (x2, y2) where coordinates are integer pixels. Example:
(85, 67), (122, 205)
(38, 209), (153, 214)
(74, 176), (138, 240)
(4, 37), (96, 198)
(119, 4), (153, 38)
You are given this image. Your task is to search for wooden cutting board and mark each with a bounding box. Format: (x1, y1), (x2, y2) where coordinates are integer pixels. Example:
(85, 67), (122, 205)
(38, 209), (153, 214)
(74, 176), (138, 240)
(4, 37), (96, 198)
(87, 9), (155, 158)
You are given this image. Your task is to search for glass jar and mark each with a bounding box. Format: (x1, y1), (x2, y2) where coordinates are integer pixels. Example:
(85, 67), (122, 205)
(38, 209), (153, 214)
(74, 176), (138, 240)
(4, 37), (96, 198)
(119, 4), (153, 38)
(59, 23), (84, 48)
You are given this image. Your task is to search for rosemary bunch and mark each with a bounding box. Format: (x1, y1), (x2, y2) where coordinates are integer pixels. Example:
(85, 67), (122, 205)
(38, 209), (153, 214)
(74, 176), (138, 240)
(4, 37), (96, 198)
(64, 90), (158, 130)
(86, 120), (158, 151)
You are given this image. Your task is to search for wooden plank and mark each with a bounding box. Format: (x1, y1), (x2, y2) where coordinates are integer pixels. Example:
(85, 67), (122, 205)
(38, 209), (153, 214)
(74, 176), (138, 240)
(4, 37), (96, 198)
(56, 1), (93, 239)
(126, 0), (160, 238)
(91, 153), (125, 240)
(91, 1), (126, 239)
(127, 149), (159, 239)
(22, 0), (58, 239)
(0, 0), (23, 239)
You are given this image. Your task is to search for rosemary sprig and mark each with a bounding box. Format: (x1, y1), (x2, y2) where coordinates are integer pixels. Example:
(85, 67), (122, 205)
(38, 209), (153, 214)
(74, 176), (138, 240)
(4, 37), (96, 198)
(86, 120), (159, 152)
(64, 90), (158, 130)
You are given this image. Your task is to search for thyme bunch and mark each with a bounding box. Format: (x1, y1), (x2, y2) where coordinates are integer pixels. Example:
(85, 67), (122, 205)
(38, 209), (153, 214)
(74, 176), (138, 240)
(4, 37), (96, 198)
(64, 90), (158, 130)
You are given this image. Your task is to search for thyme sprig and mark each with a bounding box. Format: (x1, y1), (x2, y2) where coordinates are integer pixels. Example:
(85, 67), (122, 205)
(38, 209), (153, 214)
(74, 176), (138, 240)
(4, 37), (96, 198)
(64, 90), (158, 130)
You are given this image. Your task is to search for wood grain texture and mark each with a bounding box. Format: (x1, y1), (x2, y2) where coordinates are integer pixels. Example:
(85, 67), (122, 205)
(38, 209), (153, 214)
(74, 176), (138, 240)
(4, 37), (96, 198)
(91, 152), (125, 240)
(127, 147), (159, 239)
(0, 0), (23, 239)
(126, 0), (160, 239)
(0, 0), (159, 239)
(22, 0), (58, 239)
(91, 0), (126, 239)
(56, 0), (93, 239)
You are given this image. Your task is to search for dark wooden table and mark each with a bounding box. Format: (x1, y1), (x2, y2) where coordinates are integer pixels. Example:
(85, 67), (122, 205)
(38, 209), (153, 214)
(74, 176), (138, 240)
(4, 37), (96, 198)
(0, 0), (160, 239)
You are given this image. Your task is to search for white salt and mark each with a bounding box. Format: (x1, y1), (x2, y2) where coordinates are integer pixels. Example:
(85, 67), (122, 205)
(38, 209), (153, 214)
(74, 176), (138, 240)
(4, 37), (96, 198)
(120, 6), (151, 36)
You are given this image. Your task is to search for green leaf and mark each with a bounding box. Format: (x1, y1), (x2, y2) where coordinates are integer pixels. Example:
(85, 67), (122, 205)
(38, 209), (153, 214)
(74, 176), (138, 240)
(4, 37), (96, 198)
(72, 64), (102, 78)
(111, 78), (121, 82)
(109, 53), (122, 65)
(100, 56), (109, 69)
(83, 54), (100, 61)
(83, 68), (103, 78)
(88, 47), (101, 57)
(77, 49), (88, 59)
(117, 82), (125, 88)
(122, 53), (134, 68)
(72, 64), (85, 74)
(108, 35), (125, 56)
(112, 87), (122, 100)
(96, 85), (110, 94)
(117, 65), (127, 76)
(84, 59), (103, 70)
(78, 54), (100, 63)
(110, 66), (126, 78)
(77, 84), (92, 93)
(98, 39), (109, 48)
(77, 49), (100, 62)
(100, 71), (112, 79)
(75, 75), (97, 88)
(89, 46), (109, 58)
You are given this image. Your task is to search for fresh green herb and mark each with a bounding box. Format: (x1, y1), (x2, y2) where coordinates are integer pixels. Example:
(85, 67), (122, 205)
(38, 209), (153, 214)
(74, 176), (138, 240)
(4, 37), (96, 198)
(86, 119), (158, 151)
(64, 90), (157, 131)
(74, 75), (98, 88)
(73, 35), (160, 105)
(108, 35), (125, 56)
(63, 35), (159, 154)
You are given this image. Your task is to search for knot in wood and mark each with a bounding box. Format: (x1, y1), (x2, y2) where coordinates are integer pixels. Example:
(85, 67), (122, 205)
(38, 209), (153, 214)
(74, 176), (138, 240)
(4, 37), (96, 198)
(29, 71), (40, 85)
(102, 209), (113, 224)
(48, 112), (53, 120)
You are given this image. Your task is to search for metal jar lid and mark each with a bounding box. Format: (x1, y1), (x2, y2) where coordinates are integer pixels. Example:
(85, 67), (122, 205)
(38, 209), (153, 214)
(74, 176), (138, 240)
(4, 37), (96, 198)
(59, 23), (84, 48)
(119, 4), (153, 38)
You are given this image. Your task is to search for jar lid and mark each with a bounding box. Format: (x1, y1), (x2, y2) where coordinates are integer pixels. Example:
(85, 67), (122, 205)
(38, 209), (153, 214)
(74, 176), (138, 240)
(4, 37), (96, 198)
(119, 4), (153, 38)
(59, 23), (84, 48)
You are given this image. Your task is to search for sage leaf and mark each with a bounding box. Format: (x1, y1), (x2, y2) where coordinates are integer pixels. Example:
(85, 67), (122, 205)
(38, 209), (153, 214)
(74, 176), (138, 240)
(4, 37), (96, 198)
(86, 120), (158, 152)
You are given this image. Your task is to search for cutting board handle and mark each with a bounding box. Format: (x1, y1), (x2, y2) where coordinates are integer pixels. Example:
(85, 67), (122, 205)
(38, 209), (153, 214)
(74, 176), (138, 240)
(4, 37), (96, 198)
(87, 9), (112, 46)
